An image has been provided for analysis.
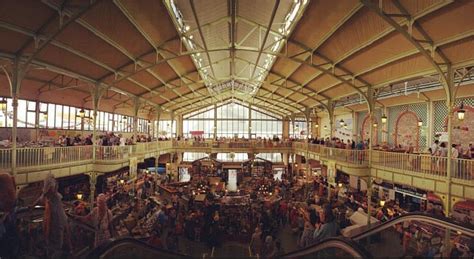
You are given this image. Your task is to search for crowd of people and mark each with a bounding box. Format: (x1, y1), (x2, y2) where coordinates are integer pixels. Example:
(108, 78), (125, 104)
(307, 137), (367, 150)
(429, 140), (473, 160)
(0, 133), (171, 148)
(1, 166), (474, 258)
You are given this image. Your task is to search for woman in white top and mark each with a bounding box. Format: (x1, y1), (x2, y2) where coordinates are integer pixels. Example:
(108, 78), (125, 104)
(436, 143), (448, 172)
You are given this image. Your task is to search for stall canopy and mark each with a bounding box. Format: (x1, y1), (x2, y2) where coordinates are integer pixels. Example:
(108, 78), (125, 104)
(454, 200), (474, 211)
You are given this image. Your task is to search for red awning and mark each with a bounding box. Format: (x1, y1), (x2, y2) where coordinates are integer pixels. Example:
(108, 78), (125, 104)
(190, 131), (204, 136)
(427, 192), (442, 203)
(454, 200), (474, 211)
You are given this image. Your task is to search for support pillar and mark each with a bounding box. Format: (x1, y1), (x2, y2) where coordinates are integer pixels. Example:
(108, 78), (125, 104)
(156, 105), (162, 138)
(282, 153), (289, 166)
(304, 108), (311, 140)
(176, 114), (183, 137)
(283, 117), (289, 139)
(132, 97), (140, 143)
(352, 111), (357, 142)
(10, 60), (25, 179)
(327, 100), (335, 138)
(427, 100), (434, 148)
(91, 85), (105, 161)
(291, 113), (296, 138)
(366, 87), (376, 226)
(445, 66), (455, 217)
(291, 154), (298, 179)
(381, 106), (388, 143)
(213, 104), (217, 138)
(88, 171), (97, 211)
(35, 100), (40, 142)
(170, 110), (175, 139)
(248, 104), (252, 139)
(443, 66), (455, 258)
(311, 115), (319, 138)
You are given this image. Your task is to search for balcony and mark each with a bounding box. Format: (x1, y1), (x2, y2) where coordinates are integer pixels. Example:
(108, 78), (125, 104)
(1, 141), (473, 200)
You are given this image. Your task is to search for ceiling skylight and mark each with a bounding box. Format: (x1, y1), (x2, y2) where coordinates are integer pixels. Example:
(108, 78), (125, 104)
(165, 0), (308, 97)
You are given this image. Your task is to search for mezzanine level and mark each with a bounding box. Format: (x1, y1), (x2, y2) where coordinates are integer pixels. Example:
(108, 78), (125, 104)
(1, 141), (473, 203)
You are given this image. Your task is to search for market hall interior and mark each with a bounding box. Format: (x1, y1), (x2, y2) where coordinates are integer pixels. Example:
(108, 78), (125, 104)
(0, 0), (474, 258)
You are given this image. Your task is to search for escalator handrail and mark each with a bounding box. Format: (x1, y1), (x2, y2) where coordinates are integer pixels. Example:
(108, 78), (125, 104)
(281, 237), (373, 259)
(351, 212), (474, 241)
(87, 236), (372, 259)
(85, 237), (187, 259)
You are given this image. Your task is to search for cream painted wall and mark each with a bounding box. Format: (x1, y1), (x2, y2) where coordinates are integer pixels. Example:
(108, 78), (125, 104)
(334, 113), (354, 141)
(318, 112), (354, 140)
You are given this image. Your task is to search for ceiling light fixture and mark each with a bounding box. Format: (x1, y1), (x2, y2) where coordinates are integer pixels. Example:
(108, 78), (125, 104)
(457, 102), (466, 121)
(78, 108), (85, 118)
(0, 98), (7, 114)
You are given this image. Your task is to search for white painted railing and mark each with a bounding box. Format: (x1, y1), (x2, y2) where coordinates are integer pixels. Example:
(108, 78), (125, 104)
(95, 146), (131, 160)
(16, 146), (94, 168)
(0, 149), (12, 169)
(451, 158), (474, 181)
(0, 141), (472, 184)
(372, 150), (448, 177)
(173, 140), (293, 149)
(320, 146), (369, 165)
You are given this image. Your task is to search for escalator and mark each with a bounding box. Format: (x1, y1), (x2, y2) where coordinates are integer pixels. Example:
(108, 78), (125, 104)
(350, 213), (474, 258)
(352, 212), (474, 241)
(84, 213), (473, 258)
(85, 236), (372, 259)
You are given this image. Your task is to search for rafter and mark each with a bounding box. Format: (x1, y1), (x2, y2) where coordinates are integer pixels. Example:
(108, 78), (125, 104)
(113, 0), (210, 105)
(248, 0), (280, 84)
(23, 0), (101, 68)
(189, 0), (218, 81)
(257, 87), (307, 110)
(229, 0), (237, 79)
(333, 0), (453, 67)
(273, 3), (363, 99)
(41, 0), (209, 107)
(0, 51), (164, 112)
(361, 0), (451, 99)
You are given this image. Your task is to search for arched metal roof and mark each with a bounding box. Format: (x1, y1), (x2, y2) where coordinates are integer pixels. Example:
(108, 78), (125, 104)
(0, 0), (473, 118)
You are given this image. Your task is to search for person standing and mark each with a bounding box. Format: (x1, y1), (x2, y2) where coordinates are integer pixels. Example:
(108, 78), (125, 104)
(431, 140), (439, 156)
(261, 235), (277, 258)
(312, 205), (340, 244)
(451, 144), (461, 178)
(119, 134), (126, 146)
(33, 174), (71, 256)
(299, 221), (315, 248)
(75, 194), (113, 248)
(249, 227), (263, 256)
(0, 173), (20, 258)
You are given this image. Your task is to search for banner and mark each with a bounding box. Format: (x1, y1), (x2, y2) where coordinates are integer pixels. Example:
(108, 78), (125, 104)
(327, 160), (336, 185)
(227, 169), (238, 191)
(130, 157), (138, 179)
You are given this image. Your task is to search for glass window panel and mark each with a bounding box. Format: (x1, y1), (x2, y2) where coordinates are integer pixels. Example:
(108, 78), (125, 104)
(17, 100), (27, 127)
(26, 111), (35, 128)
(27, 101), (36, 111)
(55, 105), (62, 128)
